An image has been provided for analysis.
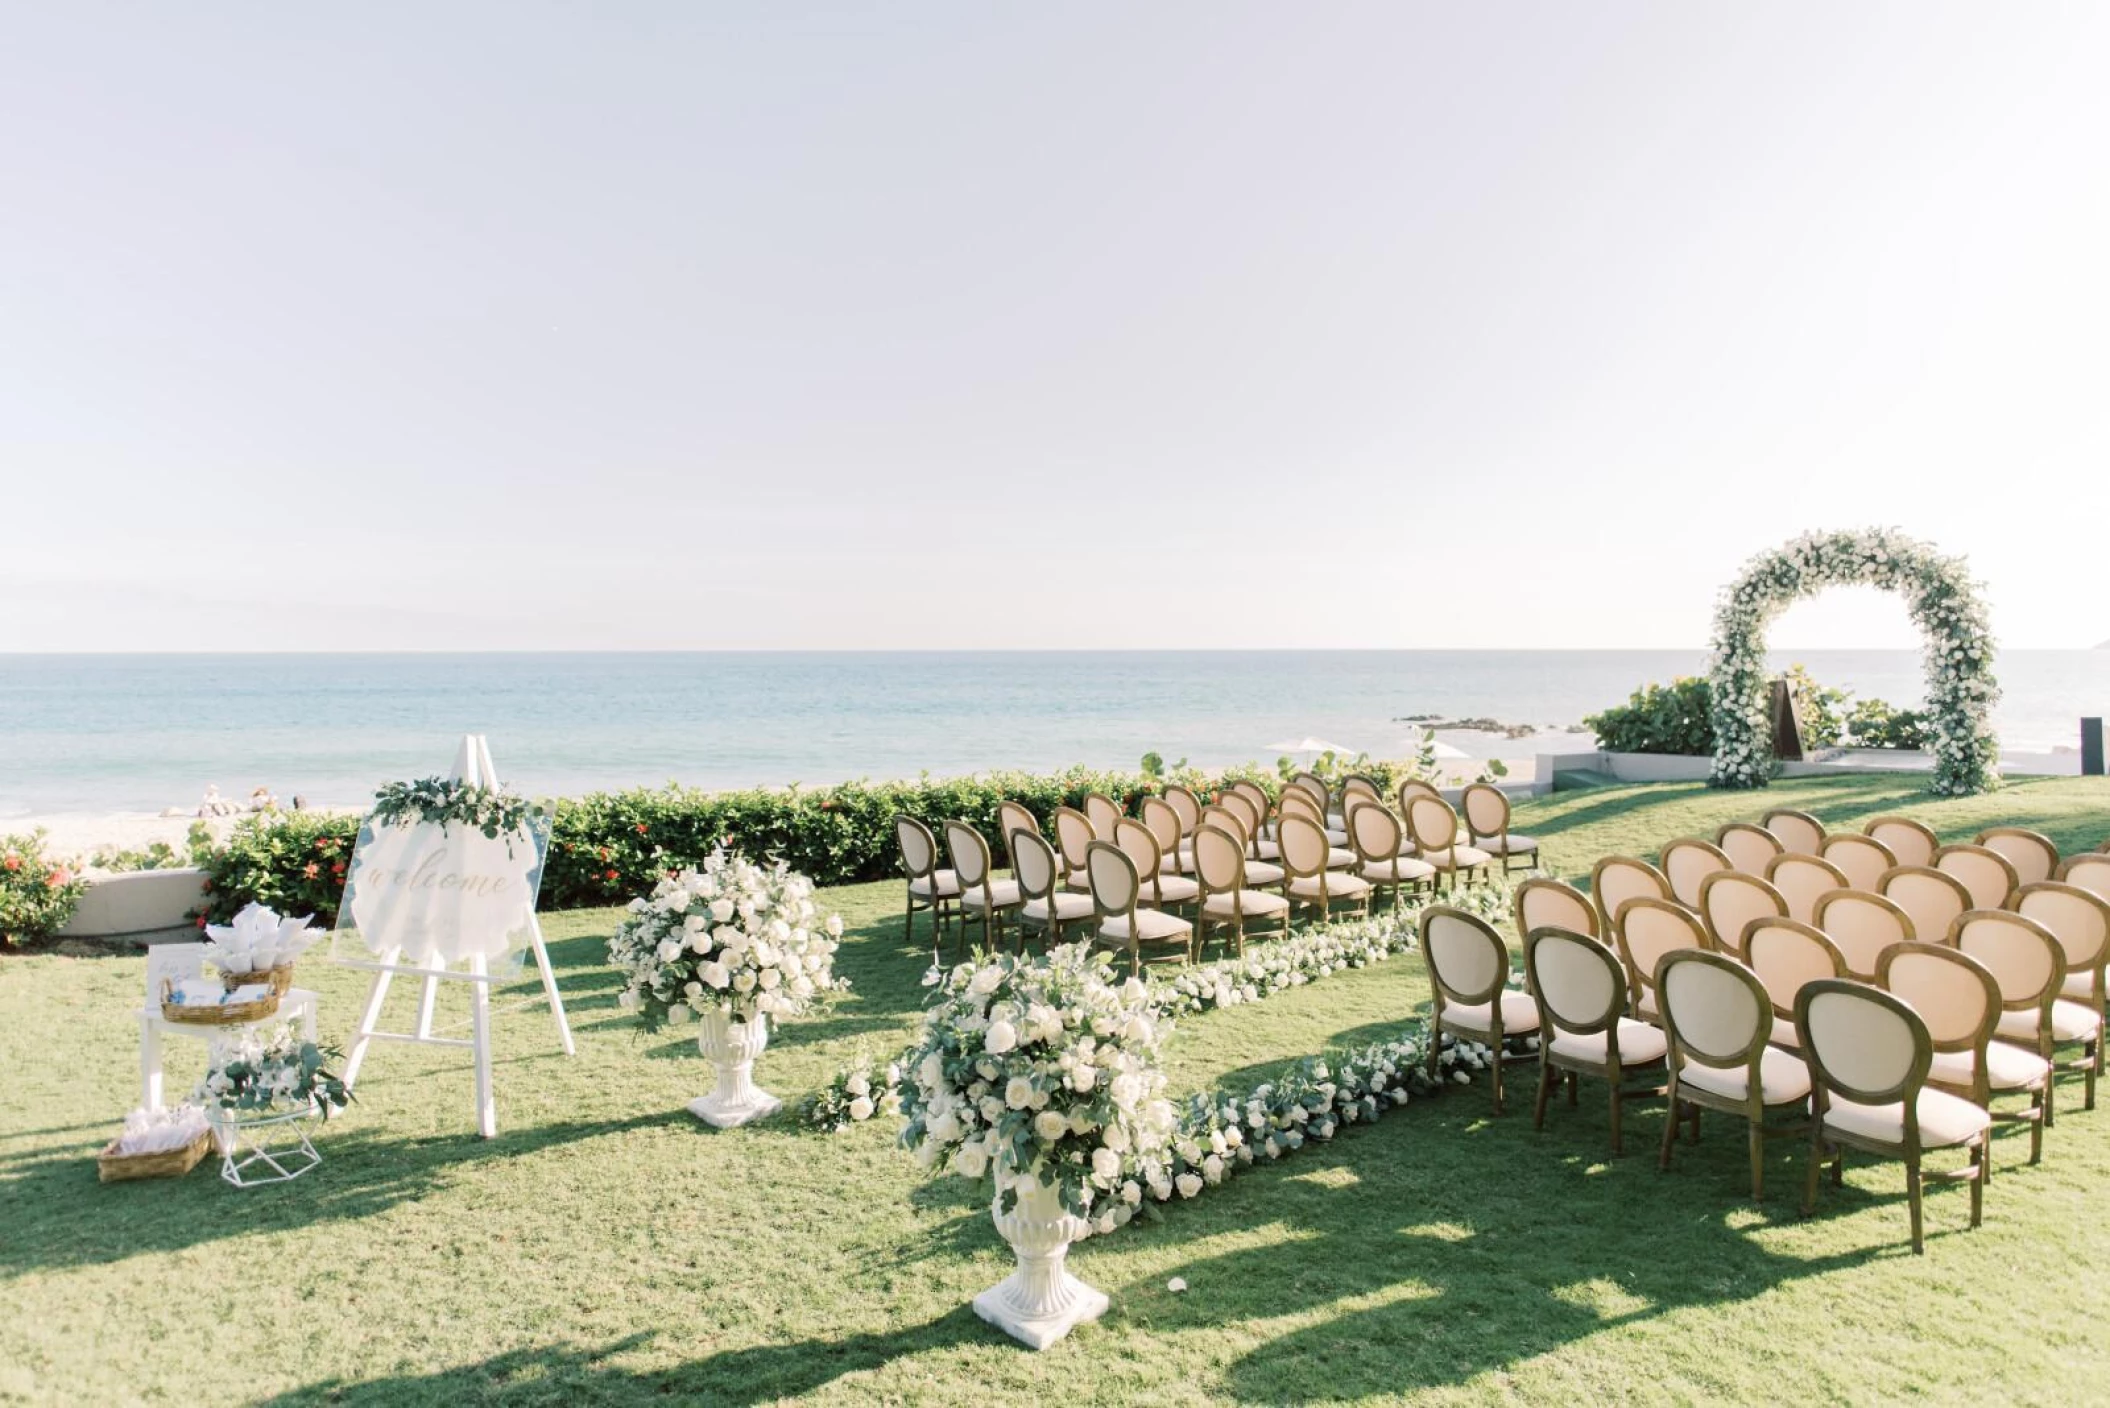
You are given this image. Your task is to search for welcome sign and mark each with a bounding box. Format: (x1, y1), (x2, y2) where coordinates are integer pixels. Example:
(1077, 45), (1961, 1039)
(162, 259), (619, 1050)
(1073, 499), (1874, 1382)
(335, 811), (550, 970)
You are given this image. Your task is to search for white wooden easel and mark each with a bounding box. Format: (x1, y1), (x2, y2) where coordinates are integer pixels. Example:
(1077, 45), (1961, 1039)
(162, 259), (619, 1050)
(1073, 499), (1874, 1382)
(339, 736), (574, 1137)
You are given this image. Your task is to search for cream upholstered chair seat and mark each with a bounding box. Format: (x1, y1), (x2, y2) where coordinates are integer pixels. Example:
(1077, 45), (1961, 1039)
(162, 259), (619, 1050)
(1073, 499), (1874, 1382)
(1242, 859), (1287, 886)
(1023, 892), (1094, 924)
(960, 878), (1023, 911)
(1099, 909), (1191, 944)
(1148, 874), (1201, 905)
(2062, 971), (2102, 1002)
(1769, 1015), (1798, 1049)
(1439, 989), (1541, 1040)
(1289, 873), (1372, 902)
(1996, 999), (2101, 1046)
(1477, 834), (1539, 857)
(1324, 846), (1358, 869)
(1158, 847), (1196, 875)
(1822, 1089), (1992, 1149)
(1358, 854), (1436, 885)
(1419, 844), (1492, 870)
(1929, 1040), (2051, 1093)
(1548, 1019), (1666, 1067)
(909, 870), (961, 899)
(1202, 889), (1290, 921)
(1676, 1046), (1812, 1105)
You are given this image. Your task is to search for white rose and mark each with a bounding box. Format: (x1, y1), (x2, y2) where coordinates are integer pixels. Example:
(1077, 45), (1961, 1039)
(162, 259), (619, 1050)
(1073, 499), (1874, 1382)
(666, 1003), (691, 1025)
(1033, 1110), (1068, 1143)
(928, 1109), (962, 1143)
(1101, 1122), (1130, 1153)
(919, 1052), (945, 1089)
(758, 969), (781, 990)
(1176, 1172), (1203, 1199)
(848, 1095), (875, 1121)
(710, 899), (734, 923)
(684, 981), (703, 999)
(984, 1020), (1018, 1055)
(1124, 1013), (1155, 1045)
(1091, 1147), (1121, 1183)
(956, 1143), (989, 1178)
(656, 940), (682, 963)
(969, 966), (1003, 996)
(1004, 1076), (1034, 1110)
(1120, 1179), (1142, 1206)
(825, 914), (843, 936)
(733, 971), (756, 993)
(845, 1073), (870, 1098)
(700, 962), (730, 989)
(617, 990), (638, 1010)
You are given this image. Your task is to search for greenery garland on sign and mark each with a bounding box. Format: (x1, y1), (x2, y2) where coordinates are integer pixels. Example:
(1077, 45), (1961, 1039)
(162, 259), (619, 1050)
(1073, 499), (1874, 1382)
(369, 778), (545, 840)
(1707, 528), (2000, 795)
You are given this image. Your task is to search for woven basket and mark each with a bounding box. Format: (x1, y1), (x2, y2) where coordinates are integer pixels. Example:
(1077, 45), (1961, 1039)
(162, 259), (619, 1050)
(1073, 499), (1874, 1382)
(218, 964), (295, 997)
(160, 980), (280, 1026)
(97, 1130), (213, 1183)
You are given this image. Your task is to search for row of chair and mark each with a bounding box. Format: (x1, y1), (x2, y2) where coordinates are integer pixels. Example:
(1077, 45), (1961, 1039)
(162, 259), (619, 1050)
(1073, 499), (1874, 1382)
(889, 774), (1540, 973)
(1420, 811), (2110, 1254)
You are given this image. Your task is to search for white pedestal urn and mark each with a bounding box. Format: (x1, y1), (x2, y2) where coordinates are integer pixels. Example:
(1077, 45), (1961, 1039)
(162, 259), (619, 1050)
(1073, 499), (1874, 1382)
(688, 1005), (782, 1128)
(973, 1167), (1109, 1350)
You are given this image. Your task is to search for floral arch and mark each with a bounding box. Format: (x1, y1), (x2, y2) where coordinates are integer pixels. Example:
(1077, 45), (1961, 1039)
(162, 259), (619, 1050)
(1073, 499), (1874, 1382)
(1708, 528), (2000, 795)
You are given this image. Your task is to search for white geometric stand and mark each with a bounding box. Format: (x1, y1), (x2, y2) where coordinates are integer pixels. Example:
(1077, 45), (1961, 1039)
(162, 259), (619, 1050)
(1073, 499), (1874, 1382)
(338, 736), (573, 1138)
(687, 1008), (782, 1128)
(972, 1170), (1109, 1350)
(211, 1106), (323, 1188)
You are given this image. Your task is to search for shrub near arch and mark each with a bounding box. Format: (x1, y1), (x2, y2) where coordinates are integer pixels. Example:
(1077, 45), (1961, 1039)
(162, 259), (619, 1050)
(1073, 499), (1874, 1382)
(1708, 528), (2000, 795)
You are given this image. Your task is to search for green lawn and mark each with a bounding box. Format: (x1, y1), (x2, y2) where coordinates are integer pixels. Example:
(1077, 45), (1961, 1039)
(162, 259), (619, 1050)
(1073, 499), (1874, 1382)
(4, 775), (2110, 1405)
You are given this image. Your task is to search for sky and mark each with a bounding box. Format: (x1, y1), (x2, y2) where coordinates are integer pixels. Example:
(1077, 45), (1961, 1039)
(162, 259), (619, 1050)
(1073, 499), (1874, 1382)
(2, 3), (2105, 653)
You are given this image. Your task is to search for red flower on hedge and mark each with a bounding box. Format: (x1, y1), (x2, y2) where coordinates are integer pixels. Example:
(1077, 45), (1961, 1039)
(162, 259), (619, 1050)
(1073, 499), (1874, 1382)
(303, 862), (320, 879)
(634, 823), (648, 835)
(2, 854), (18, 871)
(604, 869), (619, 882)
(332, 862), (346, 877)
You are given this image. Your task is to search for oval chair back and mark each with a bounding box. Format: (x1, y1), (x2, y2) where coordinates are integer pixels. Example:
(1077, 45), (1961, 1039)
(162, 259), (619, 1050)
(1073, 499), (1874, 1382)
(1216, 791), (1263, 854)
(1865, 815), (1940, 870)
(1515, 876), (1598, 942)
(1199, 803), (1249, 851)
(1880, 865), (1973, 948)
(1935, 844), (2021, 912)
(1113, 818), (1169, 904)
(1717, 822), (1786, 875)
(1975, 828), (2060, 889)
(944, 819), (994, 890)
(1347, 800), (1405, 865)
(1460, 783), (1509, 840)
(1813, 889), (1915, 980)
(1765, 852), (1849, 925)
(1012, 827), (1060, 907)
(1229, 779), (1271, 824)
(1697, 870), (1788, 958)
(1052, 806), (1096, 878)
(1278, 787), (1327, 829)
(1820, 832), (1897, 892)
(1085, 839), (1140, 930)
(1083, 792), (1124, 840)
(1761, 808), (1827, 856)
(1524, 926), (1625, 1037)
(996, 800), (1041, 871)
(1288, 772), (1330, 811)
(1591, 855), (1673, 936)
(1660, 837), (1732, 909)
(1658, 949), (1773, 1087)
(1423, 905), (1509, 1010)
(1139, 796), (1185, 869)
(1876, 941), (2000, 1102)
(1396, 777), (1442, 813)
(895, 815), (938, 880)
(1613, 896), (1710, 1022)
(1191, 822), (1247, 898)
(1162, 784), (1204, 834)
(1950, 910), (2065, 1051)
(2057, 852), (2110, 903)
(1742, 917), (1846, 1049)
(2015, 880), (2110, 1010)
(1403, 794), (1461, 853)
(1341, 775), (1382, 813)
(1275, 813), (1331, 883)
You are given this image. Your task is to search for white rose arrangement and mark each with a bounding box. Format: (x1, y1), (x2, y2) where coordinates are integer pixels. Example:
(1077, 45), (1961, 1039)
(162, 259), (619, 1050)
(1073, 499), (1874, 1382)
(606, 850), (846, 1031)
(192, 1021), (353, 1120)
(899, 945), (1177, 1221)
(800, 1054), (903, 1133)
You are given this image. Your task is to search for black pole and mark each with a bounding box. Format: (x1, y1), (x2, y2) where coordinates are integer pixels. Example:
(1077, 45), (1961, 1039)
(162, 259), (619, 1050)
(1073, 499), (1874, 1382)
(2083, 718), (2104, 777)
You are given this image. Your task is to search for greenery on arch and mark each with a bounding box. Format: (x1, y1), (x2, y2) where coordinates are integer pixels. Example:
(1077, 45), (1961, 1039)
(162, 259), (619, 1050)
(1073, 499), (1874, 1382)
(1707, 528), (1999, 795)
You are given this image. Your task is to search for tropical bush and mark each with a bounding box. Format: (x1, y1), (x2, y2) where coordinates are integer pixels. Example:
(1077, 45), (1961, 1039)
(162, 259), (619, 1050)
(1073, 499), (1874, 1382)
(1845, 698), (1936, 751)
(0, 831), (90, 946)
(90, 822), (216, 875)
(194, 811), (361, 926)
(1583, 677), (1716, 755)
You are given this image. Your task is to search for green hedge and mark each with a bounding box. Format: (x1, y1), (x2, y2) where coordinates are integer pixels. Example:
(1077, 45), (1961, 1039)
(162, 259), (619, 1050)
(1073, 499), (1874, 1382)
(199, 759), (1454, 924)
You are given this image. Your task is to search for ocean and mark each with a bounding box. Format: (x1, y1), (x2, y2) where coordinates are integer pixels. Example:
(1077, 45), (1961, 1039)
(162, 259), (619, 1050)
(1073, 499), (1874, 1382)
(2, 650), (2106, 818)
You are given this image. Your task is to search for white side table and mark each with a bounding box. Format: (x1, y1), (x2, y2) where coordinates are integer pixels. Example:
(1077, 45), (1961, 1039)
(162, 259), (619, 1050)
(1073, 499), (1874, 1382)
(138, 942), (319, 1110)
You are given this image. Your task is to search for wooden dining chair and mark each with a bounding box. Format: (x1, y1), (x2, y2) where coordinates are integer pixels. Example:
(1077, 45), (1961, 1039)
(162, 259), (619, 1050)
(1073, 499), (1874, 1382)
(1612, 897), (1710, 1026)
(893, 814), (959, 949)
(1346, 801), (1435, 911)
(1514, 876), (1599, 943)
(1865, 815), (1940, 869)
(944, 819), (1022, 959)
(1523, 926), (1667, 1155)
(1138, 796), (1194, 875)
(2057, 852), (2110, 904)
(1797, 979), (1988, 1255)
(1406, 795), (1489, 891)
(1975, 828), (2061, 889)
(1199, 804), (1286, 889)
(1659, 837), (1733, 910)
(1812, 888), (1915, 981)
(1192, 822), (1291, 958)
(1082, 791), (1125, 842)
(1462, 783), (1540, 875)
(1051, 806), (1097, 891)
(1761, 808), (1827, 856)
(1819, 832), (1897, 893)
(1935, 844), (2021, 912)
(1113, 818), (1199, 912)
(1741, 917), (1846, 1052)
(1278, 813), (1372, 923)
(1422, 906), (1539, 1114)
(1765, 852), (1849, 926)
(1657, 950), (1812, 1202)
(1717, 822), (1786, 876)
(1879, 865), (1973, 950)
(1590, 855), (1674, 937)
(994, 799), (1042, 874)
(1951, 909), (2082, 1130)
(1878, 940), (2046, 1173)
(1085, 841), (1192, 977)
(1697, 870), (1788, 959)
(1011, 827), (1094, 951)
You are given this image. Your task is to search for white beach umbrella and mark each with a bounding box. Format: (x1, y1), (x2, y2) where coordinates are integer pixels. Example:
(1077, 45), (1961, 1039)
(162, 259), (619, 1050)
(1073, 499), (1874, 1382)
(1267, 737), (1356, 758)
(1427, 739), (1471, 760)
